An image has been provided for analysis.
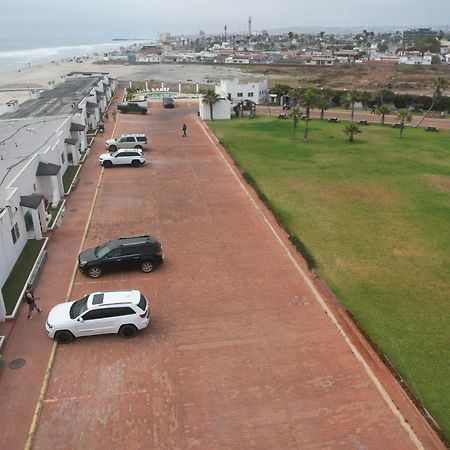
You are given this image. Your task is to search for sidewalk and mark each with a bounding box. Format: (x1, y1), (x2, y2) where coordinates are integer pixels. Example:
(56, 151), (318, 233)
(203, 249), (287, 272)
(0, 93), (121, 450)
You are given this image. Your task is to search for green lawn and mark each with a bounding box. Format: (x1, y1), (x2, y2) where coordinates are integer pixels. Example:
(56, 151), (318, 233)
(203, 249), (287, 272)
(63, 165), (79, 192)
(1, 239), (46, 314)
(209, 117), (450, 438)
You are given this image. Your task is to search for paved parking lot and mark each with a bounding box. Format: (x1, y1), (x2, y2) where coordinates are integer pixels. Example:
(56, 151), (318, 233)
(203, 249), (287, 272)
(0, 100), (444, 449)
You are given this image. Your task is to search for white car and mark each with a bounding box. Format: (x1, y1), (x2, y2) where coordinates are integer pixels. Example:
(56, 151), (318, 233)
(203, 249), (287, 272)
(46, 290), (150, 343)
(99, 149), (145, 168)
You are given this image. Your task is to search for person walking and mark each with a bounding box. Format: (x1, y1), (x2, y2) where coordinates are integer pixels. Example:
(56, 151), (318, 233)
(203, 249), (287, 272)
(182, 123), (187, 137)
(112, 109), (117, 121)
(24, 285), (42, 319)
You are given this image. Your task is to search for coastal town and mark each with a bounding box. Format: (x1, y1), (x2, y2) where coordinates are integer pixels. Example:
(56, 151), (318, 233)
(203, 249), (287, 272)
(0, 18), (449, 450)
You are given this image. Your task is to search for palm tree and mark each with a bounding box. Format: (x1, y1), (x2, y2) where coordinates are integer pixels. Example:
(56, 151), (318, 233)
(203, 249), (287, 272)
(414, 76), (449, 127)
(288, 31), (294, 47)
(199, 88), (220, 121)
(289, 87), (304, 107)
(343, 123), (362, 142)
(360, 91), (372, 110)
(299, 89), (317, 142)
(317, 98), (329, 120)
(292, 106), (301, 139)
(345, 90), (359, 122)
(377, 104), (391, 125)
(397, 109), (412, 138)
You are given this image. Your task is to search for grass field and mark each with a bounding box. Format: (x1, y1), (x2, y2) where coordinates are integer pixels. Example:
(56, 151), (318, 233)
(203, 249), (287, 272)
(208, 117), (450, 439)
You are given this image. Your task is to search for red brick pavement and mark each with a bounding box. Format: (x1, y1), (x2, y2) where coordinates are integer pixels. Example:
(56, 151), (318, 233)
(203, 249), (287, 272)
(0, 100), (444, 449)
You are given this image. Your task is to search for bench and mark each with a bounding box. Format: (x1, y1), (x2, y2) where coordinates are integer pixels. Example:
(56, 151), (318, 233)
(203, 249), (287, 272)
(358, 120), (369, 125)
(328, 117), (340, 123)
(278, 114), (288, 119)
(425, 126), (438, 132)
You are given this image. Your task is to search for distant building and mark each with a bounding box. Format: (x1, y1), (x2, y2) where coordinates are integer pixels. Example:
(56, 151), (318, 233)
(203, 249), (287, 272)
(160, 32), (171, 44)
(224, 57), (250, 64)
(215, 79), (268, 104)
(398, 53), (432, 65)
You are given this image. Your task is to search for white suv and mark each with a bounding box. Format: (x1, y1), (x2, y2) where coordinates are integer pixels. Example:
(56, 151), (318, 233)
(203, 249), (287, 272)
(99, 149), (145, 168)
(105, 134), (147, 152)
(46, 290), (150, 343)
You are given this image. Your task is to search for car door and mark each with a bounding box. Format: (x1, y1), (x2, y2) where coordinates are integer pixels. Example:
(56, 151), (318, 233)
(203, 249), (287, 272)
(126, 136), (136, 148)
(77, 308), (121, 336)
(101, 247), (124, 272)
(120, 245), (142, 270)
(114, 152), (131, 165)
(118, 136), (128, 148)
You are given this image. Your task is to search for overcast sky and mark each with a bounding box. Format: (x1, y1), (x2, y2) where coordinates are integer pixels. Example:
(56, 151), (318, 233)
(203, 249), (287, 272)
(1, 0), (449, 40)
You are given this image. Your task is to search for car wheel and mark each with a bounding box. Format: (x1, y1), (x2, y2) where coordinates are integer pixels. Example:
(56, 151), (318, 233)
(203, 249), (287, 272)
(119, 324), (138, 339)
(109, 145), (117, 152)
(55, 330), (74, 344)
(141, 261), (153, 273)
(131, 160), (141, 167)
(87, 266), (102, 278)
(135, 145), (142, 150)
(103, 160), (113, 168)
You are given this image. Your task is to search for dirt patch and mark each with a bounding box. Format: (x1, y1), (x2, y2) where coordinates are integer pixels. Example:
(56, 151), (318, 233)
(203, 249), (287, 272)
(426, 174), (450, 193)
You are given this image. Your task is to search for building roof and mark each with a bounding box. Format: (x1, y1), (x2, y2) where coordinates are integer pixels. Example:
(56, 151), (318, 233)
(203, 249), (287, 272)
(20, 193), (44, 209)
(0, 117), (69, 197)
(70, 122), (85, 131)
(0, 76), (104, 119)
(36, 162), (61, 176)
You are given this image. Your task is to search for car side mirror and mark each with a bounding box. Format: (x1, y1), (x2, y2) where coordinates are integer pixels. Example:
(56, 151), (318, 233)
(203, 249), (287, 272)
(77, 317), (84, 322)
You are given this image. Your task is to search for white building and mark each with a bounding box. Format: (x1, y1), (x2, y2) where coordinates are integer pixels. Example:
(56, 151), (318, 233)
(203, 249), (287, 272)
(398, 54), (432, 65)
(199, 96), (231, 120)
(0, 74), (116, 321)
(215, 79), (268, 105)
(224, 57), (250, 64)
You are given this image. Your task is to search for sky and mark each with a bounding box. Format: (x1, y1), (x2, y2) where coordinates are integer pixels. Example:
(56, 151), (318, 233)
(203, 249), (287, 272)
(0, 0), (449, 41)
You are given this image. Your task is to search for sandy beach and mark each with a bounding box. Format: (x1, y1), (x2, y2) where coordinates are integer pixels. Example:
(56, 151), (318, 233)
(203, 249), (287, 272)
(0, 57), (263, 105)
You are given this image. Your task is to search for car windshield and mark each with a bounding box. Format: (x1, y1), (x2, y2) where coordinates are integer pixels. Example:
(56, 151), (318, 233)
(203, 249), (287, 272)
(95, 243), (111, 258)
(69, 296), (89, 319)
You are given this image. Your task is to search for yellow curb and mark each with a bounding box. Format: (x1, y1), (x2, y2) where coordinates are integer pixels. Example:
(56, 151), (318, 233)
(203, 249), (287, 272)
(25, 161), (105, 450)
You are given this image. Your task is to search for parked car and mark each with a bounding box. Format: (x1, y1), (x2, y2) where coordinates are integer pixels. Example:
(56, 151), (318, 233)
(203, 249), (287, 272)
(105, 134), (147, 152)
(163, 97), (174, 109)
(118, 102), (147, 114)
(46, 290), (150, 343)
(99, 149), (145, 168)
(78, 235), (164, 278)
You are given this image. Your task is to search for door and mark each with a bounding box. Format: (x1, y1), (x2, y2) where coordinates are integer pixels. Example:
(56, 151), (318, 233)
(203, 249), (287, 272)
(77, 308), (121, 336)
(113, 152), (132, 165)
(101, 247), (124, 272)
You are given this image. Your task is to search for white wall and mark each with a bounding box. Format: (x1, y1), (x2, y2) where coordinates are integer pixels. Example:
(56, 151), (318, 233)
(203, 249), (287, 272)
(216, 79), (268, 104)
(199, 97), (231, 120)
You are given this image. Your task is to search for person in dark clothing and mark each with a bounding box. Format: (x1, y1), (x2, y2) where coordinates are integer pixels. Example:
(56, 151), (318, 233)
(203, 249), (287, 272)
(182, 123), (187, 137)
(24, 285), (42, 319)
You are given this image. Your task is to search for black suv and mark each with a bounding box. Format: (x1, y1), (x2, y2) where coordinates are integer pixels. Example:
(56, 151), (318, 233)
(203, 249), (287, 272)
(78, 236), (163, 278)
(118, 102), (148, 115)
(163, 97), (174, 109)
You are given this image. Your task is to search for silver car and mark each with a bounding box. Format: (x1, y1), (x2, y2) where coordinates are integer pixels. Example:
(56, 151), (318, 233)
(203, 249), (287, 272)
(105, 133), (147, 152)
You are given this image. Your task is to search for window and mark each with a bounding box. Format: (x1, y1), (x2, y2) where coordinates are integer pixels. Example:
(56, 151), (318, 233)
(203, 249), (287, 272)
(33, 183), (36, 192)
(121, 245), (140, 256)
(248, 92), (254, 97)
(61, 152), (65, 164)
(106, 248), (122, 258)
(11, 223), (20, 244)
(83, 307), (134, 320)
(138, 294), (147, 312)
(126, 137), (135, 142)
(237, 93), (243, 97)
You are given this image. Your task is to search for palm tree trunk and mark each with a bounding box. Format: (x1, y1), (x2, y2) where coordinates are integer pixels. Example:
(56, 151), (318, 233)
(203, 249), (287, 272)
(320, 110), (324, 120)
(381, 115), (385, 125)
(349, 133), (354, 142)
(400, 123), (404, 138)
(210, 102), (214, 121)
(351, 101), (355, 122)
(413, 101), (434, 128)
(303, 110), (309, 142)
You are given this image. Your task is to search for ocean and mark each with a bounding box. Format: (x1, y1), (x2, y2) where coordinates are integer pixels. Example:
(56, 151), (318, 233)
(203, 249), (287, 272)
(0, 38), (148, 72)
